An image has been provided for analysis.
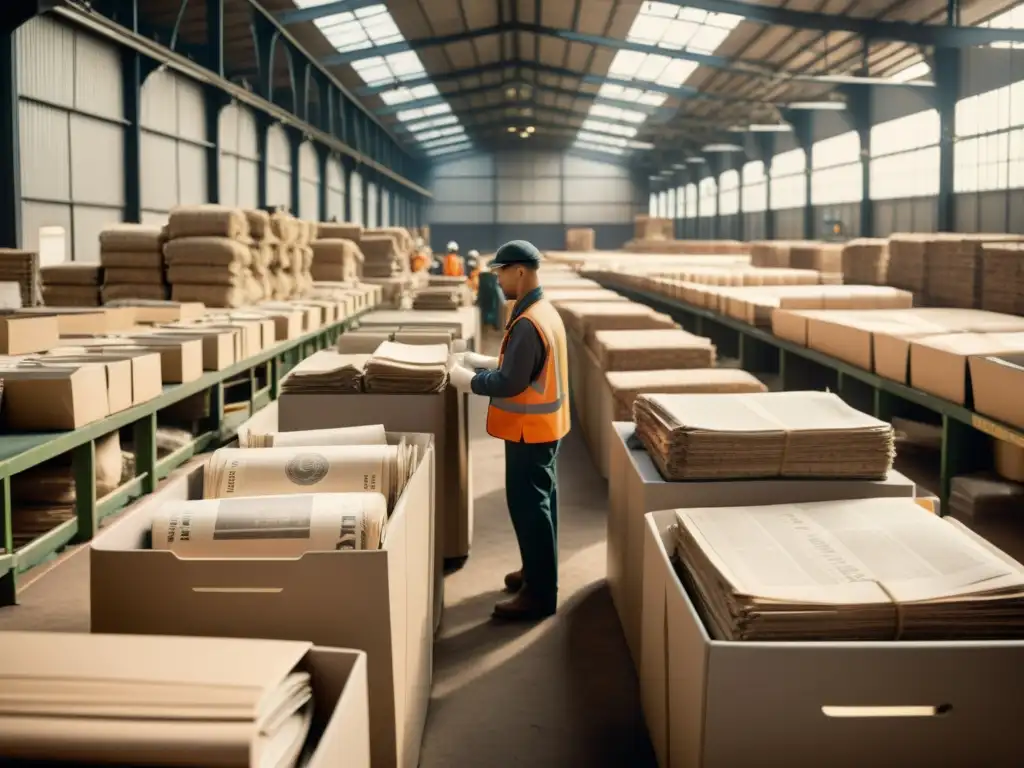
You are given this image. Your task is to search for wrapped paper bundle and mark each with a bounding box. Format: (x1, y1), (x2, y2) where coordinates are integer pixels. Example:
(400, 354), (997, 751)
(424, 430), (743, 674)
(592, 329), (715, 371)
(633, 390), (895, 481)
(0, 632), (316, 768)
(673, 498), (1024, 642)
(166, 204), (250, 240)
(605, 369), (766, 421)
(311, 239), (363, 282)
(240, 423), (386, 449)
(203, 443), (417, 511)
(317, 222), (363, 241)
(363, 341), (448, 394)
(151, 492), (388, 556)
(280, 351), (368, 394)
(42, 263), (101, 307)
(359, 235), (402, 278)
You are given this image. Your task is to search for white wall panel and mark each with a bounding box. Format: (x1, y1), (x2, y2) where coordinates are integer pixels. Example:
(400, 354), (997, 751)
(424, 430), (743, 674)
(266, 124), (291, 209)
(366, 182), (379, 228)
(17, 16), (125, 263)
(141, 133), (178, 212)
(219, 103), (259, 208)
(326, 157), (345, 221)
(298, 142), (320, 221)
(431, 177), (493, 203)
(433, 153), (494, 178)
(430, 204), (494, 224)
(381, 188), (390, 227)
(350, 170), (364, 225)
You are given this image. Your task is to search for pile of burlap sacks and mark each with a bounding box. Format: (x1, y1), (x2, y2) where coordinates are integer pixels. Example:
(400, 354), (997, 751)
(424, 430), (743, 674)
(99, 224), (168, 303)
(311, 223), (364, 283)
(267, 210), (316, 299)
(41, 264), (102, 307)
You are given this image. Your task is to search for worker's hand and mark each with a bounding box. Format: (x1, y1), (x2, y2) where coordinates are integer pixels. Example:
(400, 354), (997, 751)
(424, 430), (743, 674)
(450, 339), (468, 354)
(448, 364), (476, 391)
(464, 352), (499, 370)
(447, 352), (465, 370)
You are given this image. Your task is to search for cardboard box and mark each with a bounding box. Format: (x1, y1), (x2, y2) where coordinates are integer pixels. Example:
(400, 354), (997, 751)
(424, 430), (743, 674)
(90, 434), (435, 768)
(0, 364), (110, 429)
(128, 301), (206, 324)
(969, 353), (1024, 430)
(639, 507), (1021, 768)
(278, 392), (469, 620)
(357, 307), (479, 345)
(147, 328), (237, 371)
(0, 313), (60, 355)
(49, 348), (163, 406)
(909, 332), (1024, 405)
(30, 354), (133, 414)
(608, 422), (917, 669)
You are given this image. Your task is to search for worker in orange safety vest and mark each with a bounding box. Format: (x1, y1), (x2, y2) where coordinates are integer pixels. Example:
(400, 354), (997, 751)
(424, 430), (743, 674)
(410, 237), (430, 272)
(442, 240), (465, 277)
(466, 249), (481, 292)
(447, 240), (568, 621)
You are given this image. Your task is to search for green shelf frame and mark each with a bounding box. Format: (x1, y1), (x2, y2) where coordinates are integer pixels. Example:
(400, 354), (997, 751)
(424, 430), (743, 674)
(0, 311), (364, 606)
(599, 280), (1020, 511)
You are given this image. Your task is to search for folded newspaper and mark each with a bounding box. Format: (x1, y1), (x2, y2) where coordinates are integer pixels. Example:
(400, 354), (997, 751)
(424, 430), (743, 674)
(672, 497), (1024, 642)
(239, 423), (387, 449)
(634, 390), (895, 481)
(151, 492), (388, 556)
(204, 443), (416, 511)
(0, 632), (315, 767)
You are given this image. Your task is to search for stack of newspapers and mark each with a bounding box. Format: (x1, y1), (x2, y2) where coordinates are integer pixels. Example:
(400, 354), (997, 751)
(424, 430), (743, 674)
(672, 497), (1024, 642)
(0, 632), (316, 767)
(633, 390), (895, 481)
(362, 341), (449, 394)
(280, 351), (367, 394)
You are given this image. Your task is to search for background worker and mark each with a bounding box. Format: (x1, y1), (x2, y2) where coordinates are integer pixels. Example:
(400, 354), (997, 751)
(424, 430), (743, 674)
(466, 249), (481, 292)
(443, 240), (465, 277)
(448, 240), (569, 621)
(411, 237), (430, 272)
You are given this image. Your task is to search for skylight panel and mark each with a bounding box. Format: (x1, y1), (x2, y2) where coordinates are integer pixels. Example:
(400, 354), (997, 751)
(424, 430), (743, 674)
(574, 2), (742, 157)
(582, 119), (638, 138)
(415, 125), (465, 142)
(406, 114), (459, 132)
(427, 141), (472, 157)
(574, 139), (625, 155)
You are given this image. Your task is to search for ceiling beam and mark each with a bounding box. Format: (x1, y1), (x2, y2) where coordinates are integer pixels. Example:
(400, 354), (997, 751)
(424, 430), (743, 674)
(275, 0), (380, 25)
(657, 0), (1024, 48)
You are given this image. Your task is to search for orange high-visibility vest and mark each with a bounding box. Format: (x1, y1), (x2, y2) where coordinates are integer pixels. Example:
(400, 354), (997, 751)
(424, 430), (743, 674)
(486, 299), (571, 444)
(443, 252), (464, 277)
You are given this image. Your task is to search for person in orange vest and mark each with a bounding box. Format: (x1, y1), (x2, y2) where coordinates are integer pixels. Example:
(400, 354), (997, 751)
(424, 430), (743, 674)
(465, 249), (481, 292)
(442, 240), (465, 277)
(410, 237), (430, 272)
(448, 240), (568, 621)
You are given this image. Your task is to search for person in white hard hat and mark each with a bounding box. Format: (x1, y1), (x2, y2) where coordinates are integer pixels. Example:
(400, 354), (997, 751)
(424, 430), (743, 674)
(411, 237), (429, 272)
(443, 240), (465, 277)
(466, 249), (481, 291)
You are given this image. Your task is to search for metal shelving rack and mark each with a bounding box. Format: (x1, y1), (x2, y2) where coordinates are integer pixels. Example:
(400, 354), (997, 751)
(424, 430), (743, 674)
(0, 311), (364, 606)
(600, 280), (1019, 510)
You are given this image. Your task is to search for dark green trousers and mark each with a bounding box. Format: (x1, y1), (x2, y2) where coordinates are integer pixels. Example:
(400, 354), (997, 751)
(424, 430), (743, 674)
(504, 438), (560, 605)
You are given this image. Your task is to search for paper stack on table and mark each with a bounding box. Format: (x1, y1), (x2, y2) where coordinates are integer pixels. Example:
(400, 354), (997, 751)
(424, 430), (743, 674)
(151, 492), (389, 556)
(204, 442), (417, 512)
(633, 390), (895, 481)
(605, 369), (766, 421)
(592, 328), (716, 371)
(240, 423), (386, 448)
(0, 632), (316, 767)
(412, 286), (466, 310)
(0, 248), (42, 307)
(280, 350), (368, 394)
(41, 263), (102, 307)
(672, 497), (1024, 642)
(363, 341), (448, 393)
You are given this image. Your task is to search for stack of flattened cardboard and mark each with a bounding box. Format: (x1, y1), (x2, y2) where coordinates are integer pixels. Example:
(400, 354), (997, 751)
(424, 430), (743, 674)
(592, 328), (715, 371)
(360, 234), (403, 278)
(0, 632), (319, 767)
(557, 301), (678, 345)
(41, 263), (101, 307)
(980, 241), (1024, 315)
(673, 497), (1024, 642)
(841, 238), (889, 285)
(363, 341), (448, 394)
(0, 248), (42, 307)
(604, 368), (766, 421)
(311, 238), (364, 283)
(749, 240), (794, 268)
(99, 224), (168, 303)
(280, 350), (368, 394)
(412, 286), (466, 310)
(887, 233), (935, 298)
(788, 242), (843, 281)
(925, 233), (1023, 309)
(633, 390), (895, 481)
(204, 441), (417, 512)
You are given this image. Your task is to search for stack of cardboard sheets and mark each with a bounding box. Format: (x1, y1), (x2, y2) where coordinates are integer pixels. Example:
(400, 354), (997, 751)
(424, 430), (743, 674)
(280, 350), (367, 394)
(604, 368), (766, 421)
(633, 390), (895, 481)
(557, 301), (678, 346)
(99, 224), (167, 303)
(749, 241), (794, 268)
(788, 243), (842, 280)
(360, 234), (403, 278)
(0, 248), (42, 307)
(412, 286), (465, 310)
(887, 233), (933, 297)
(363, 341), (448, 394)
(841, 238), (889, 285)
(672, 497), (1024, 642)
(591, 328), (715, 371)
(925, 234), (1022, 309)
(981, 241), (1024, 315)
(0, 632), (318, 767)
(41, 263), (102, 307)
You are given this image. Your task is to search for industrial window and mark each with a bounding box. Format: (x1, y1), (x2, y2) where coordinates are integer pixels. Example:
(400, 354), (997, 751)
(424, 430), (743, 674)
(719, 169), (740, 215)
(699, 177), (717, 217)
(676, 185), (686, 218)
(810, 131), (862, 205)
(869, 110), (940, 200)
(667, 188), (677, 219)
(658, 190), (669, 217)
(741, 160), (767, 212)
(983, 3), (1024, 49)
(685, 183), (698, 218)
(954, 80), (1024, 192)
(769, 148), (806, 210)
(649, 192), (657, 216)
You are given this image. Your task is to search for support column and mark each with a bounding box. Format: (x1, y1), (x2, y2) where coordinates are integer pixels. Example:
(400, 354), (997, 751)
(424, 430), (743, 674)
(934, 48), (961, 232)
(846, 85), (874, 237)
(342, 159), (352, 222)
(757, 132), (776, 240)
(287, 127), (300, 215)
(203, 0), (224, 204)
(316, 145), (328, 222)
(121, 48), (142, 223)
(0, 29), (21, 248)
(789, 111), (815, 240)
(256, 114), (269, 209)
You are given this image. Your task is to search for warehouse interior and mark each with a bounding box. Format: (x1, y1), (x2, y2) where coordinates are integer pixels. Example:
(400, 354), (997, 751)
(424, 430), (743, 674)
(3, 0), (1024, 766)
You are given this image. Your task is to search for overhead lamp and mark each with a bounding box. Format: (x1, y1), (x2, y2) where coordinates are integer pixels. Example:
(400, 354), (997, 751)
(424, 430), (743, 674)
(748, 123), (792, 132)
(809, 73), (934, 87)
(702, 143), (743, 152)
(507, 126), (516, 133)
(672, 163), (687, 170)
(785, 100), (847, 111)
(520, 131), (530, 139)
(685, 156), (706, 164)
(526, 126), (535, 134)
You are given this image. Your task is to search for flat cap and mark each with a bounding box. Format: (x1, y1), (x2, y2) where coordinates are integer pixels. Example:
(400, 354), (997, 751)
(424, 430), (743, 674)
(490, 239), (542, 268)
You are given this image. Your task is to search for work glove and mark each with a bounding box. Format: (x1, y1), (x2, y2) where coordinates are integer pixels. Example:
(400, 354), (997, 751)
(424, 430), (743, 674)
(464, 352), (499, 370)
(448, 364), (476, 391)
(451, 339), (468, 354)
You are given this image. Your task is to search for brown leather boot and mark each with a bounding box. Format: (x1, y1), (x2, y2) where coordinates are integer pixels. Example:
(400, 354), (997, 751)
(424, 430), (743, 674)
(492, 588), (556, 622)
(503, 568), (524, 593)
